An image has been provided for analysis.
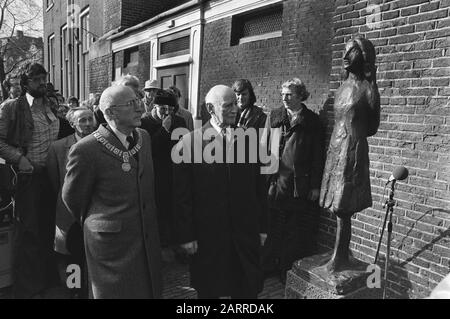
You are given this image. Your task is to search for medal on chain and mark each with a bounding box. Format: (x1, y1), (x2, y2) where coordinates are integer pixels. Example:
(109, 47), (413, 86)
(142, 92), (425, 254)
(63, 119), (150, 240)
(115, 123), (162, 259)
(94, 131), (141, 173)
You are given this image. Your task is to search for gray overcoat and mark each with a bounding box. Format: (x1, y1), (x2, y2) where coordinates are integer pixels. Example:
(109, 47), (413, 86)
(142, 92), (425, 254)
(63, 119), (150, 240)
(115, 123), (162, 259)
(47, 134), (77, 254)
(62, 124), (162, 299)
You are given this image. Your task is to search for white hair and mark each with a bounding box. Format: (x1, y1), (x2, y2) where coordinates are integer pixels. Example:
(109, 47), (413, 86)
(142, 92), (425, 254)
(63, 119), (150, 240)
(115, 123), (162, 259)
(114, 74), (140, 88)
(66, 106), (94, 125)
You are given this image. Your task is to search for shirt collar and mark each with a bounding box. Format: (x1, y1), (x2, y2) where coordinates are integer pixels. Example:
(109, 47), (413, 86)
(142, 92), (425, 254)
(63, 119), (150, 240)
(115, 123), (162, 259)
(287, 105), (304, 123)
(109, 126), (133, 149)
(74, 133), (83, 142)
(210, 117), (222, 136)
(26, 93), (34, 108)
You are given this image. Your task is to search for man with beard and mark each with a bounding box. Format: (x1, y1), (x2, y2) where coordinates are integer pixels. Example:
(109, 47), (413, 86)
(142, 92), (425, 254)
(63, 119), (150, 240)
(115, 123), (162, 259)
(174, 85), (268, 299)
(47, 107), (96, 298)
(0, 63), (71, 298)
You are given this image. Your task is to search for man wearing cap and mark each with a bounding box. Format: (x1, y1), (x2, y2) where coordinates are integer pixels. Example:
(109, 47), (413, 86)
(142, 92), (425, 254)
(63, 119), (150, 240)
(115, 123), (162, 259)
(141, 90), (186, 251)
(62, 85), (162, 299)
(0, 63), (73, 298)
(168, 85), (194, 132)
(173, 85), (268, 299)
(143, 79), (161, 113)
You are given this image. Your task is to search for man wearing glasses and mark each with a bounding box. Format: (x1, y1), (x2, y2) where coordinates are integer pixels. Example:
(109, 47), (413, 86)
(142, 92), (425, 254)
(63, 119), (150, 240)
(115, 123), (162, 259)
(0, 63), (73, 298)
(62, 85), (162, 299)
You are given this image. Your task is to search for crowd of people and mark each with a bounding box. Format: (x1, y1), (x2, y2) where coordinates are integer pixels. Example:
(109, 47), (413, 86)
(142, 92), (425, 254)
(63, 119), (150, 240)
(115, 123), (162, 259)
(0, 62), (325, 299)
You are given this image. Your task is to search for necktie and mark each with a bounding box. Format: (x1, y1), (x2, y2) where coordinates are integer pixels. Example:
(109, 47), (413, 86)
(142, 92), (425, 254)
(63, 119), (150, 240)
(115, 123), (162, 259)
(126, 135), (135, 150)
(126, 135), (139, 161)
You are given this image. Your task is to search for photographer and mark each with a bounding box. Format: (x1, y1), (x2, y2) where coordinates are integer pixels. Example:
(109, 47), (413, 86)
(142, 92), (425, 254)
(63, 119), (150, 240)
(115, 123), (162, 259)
(140, 90), (186, 258)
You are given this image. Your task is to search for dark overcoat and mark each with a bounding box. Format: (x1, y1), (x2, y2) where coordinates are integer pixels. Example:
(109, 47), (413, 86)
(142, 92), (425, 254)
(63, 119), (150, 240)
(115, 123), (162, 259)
(140, 112), (186, 245)
(236, 105), (267, 130)
(62, 124), (162, 299)
(268, 105), (325, 208)
(173, 121), (268, 297)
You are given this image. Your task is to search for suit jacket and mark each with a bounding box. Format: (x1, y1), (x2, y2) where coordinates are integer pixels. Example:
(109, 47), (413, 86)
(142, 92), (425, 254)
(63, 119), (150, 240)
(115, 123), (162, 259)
(174, 121), (268, 297)
(140, 112), (186, 245)
(47, 134), (78, 255)
(61, 124), (162, 299)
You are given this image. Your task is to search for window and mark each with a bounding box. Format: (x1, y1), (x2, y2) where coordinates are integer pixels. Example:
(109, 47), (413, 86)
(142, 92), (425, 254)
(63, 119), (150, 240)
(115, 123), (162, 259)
(158, 29), (190, 59)
(231, 4), (283, 45)
(61, 25), (70, 97)
(124, 46), (139, 69)
(46, 0), (54, 11)
(48, 34), (55, 84)
(80, 8), (91, 100)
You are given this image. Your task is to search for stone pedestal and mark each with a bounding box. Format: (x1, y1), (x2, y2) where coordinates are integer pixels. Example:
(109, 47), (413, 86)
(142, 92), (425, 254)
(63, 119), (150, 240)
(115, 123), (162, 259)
(285, 251), (381, 299)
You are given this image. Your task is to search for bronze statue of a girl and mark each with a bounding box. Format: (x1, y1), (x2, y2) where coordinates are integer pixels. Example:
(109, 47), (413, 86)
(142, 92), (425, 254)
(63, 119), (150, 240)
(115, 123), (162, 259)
(319, 36), (381, 273)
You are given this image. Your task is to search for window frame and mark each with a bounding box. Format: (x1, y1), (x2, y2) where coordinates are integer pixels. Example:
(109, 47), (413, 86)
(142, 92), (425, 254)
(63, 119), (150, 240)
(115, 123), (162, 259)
(48, 34), (56, 84)
(61, 24), (70, 97)
(230, 4), (283, 46)
(46, 0), (54, 12)
(158, 29), (191, 60)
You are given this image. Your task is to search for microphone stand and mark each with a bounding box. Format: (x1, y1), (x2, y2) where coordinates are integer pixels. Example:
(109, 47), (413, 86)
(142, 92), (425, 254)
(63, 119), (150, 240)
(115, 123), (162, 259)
(374, 179), (396, 299)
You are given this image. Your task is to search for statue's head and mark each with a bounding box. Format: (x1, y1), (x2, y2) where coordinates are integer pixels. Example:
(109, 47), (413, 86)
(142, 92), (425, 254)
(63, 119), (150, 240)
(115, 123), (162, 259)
(344, 36), (376, 82)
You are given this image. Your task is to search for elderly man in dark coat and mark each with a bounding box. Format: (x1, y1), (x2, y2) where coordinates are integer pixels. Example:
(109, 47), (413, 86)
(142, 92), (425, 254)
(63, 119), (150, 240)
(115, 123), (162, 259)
(140, 90), (186, 250)
(263, 78), (325, 283)
(174, 85), (268, 299)
(62, 85), (162, 299)
(47, 107), (95, 298)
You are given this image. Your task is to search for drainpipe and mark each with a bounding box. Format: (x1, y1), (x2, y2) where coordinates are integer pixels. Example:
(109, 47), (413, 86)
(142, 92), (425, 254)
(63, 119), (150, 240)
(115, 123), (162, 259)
(194, 0), (206, 124)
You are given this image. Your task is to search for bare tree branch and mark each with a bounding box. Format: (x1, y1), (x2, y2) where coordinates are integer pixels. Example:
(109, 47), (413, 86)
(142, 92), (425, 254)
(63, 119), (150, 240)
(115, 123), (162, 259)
(5, 48), (39, 75)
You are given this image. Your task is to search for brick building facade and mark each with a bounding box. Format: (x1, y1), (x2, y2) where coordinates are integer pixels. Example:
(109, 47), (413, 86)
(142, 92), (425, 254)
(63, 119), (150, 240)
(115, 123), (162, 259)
(43, 0), (450, 298)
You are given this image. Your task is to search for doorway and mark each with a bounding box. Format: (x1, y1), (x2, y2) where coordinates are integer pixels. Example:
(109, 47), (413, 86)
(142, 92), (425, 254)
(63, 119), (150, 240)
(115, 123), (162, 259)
(157, 64), (190, 111)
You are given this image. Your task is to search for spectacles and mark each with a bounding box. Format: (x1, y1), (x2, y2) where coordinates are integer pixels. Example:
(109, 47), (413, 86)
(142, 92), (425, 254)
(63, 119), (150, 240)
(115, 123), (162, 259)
(112, 98), (142, 110)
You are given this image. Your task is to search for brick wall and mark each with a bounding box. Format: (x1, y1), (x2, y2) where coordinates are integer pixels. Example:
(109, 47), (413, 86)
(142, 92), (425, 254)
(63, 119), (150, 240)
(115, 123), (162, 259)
(104, 0), (189, 33)
(321, 0), (450, 299)
(104, 0), (122, 33)
(89, 53), (112, 94)
(200, 0), (334, 113)
(121, 0), (189, 30)
(44, 0), (104, 97)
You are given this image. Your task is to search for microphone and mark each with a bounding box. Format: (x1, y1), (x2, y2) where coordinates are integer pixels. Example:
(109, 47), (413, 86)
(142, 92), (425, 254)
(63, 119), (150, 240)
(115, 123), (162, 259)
(387, 166), (409, 184)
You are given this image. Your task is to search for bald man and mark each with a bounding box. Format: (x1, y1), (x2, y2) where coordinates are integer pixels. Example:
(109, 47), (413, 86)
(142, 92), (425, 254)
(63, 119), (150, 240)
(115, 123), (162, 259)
(174, 85), (268, 299)
(62, 85), (162, 299)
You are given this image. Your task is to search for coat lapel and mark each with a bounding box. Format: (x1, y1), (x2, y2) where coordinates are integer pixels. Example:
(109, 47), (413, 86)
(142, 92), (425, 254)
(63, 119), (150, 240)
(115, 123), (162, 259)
(65, 134), (77, 149)
(135, 129), (145, 177)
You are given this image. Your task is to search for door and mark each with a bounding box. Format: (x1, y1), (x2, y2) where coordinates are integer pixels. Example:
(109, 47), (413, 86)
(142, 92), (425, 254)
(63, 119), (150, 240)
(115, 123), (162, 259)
(157, 64), (190, 111)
